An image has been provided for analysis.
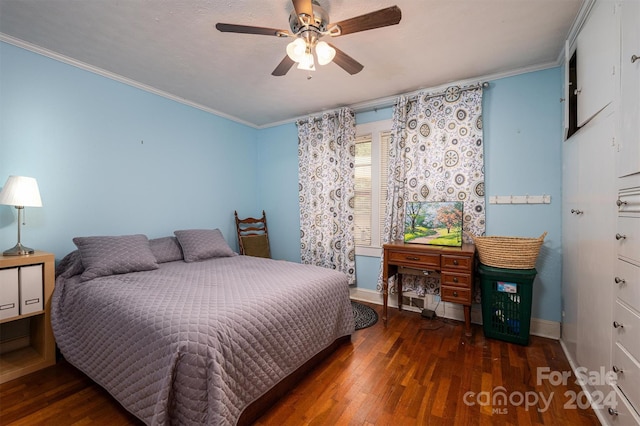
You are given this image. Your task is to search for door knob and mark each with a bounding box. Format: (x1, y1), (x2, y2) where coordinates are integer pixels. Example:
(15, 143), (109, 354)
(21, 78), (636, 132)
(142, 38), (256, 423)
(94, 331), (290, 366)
(632, 54), (639, 63)
(615, 233), (627, 240)
(613, 321), (624, 329)
(616, 199), (628, 207)
(571, 209), (583, 215)
(612, 365), (623, 374)
(608, 407), (619, 416)
(614, 277), (626, 284)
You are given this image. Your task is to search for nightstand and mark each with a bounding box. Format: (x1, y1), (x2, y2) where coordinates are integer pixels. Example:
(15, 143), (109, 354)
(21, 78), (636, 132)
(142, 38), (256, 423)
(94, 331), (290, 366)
(0, 251), (56, 383)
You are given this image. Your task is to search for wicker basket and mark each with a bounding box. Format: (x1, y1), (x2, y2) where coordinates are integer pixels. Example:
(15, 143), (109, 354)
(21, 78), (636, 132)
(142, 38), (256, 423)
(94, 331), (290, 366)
(468, 232), (547, 269)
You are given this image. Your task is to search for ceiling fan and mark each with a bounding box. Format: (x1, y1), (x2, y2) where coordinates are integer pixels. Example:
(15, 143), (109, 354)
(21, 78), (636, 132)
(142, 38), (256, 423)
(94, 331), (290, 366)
(216, 0), (401, 76)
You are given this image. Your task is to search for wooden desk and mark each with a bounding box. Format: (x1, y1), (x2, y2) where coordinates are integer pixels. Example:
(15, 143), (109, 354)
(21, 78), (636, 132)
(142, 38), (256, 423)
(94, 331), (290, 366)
(382, 242), (476, 336)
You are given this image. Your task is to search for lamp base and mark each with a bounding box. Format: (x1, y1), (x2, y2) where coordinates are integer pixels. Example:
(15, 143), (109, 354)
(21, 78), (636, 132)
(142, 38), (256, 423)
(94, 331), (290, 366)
(3, 242), (35, 256)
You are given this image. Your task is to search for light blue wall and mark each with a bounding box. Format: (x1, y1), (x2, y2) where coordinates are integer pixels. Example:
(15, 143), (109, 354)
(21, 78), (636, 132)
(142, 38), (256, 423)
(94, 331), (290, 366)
(483, 68), (563, 322)
(0, 42), (260, 258)
(1, 41), (563, 322)
(254, 124), (301, 261)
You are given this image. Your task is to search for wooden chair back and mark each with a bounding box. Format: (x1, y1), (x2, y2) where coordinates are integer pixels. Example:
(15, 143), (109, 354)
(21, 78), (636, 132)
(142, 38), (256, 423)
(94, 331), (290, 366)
(234, 210), (271, 258)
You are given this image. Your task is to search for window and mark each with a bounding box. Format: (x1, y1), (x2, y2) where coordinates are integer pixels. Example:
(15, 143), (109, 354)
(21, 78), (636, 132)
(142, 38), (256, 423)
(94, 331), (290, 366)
(354, 119), (392, 257)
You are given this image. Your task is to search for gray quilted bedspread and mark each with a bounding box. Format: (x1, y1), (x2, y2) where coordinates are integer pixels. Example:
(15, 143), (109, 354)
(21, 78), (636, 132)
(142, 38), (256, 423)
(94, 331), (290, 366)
(51, 255), (354, 425)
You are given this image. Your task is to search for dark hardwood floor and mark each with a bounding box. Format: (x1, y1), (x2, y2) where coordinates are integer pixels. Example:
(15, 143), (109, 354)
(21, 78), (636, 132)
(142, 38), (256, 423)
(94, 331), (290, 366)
(0, 302), (600, 425)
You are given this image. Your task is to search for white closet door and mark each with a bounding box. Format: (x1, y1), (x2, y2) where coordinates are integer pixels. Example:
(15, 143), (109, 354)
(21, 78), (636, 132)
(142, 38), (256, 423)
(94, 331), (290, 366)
(575, 0), (617, 127)
(561, 133), (581, 361)
(617, 0), (640, 177)
(576, 110), (616, 396)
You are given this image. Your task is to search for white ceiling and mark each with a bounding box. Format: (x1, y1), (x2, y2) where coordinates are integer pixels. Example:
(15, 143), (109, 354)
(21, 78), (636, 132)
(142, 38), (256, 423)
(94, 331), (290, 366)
(0, 0), (584, 128)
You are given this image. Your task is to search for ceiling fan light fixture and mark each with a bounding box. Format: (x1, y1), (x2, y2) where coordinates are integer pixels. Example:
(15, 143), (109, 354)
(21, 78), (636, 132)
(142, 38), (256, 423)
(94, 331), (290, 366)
(296, 52), (316, 71)
(286, 38), (307, 62)
(315, 41), (336, 66)
(217, 3), (402, 76)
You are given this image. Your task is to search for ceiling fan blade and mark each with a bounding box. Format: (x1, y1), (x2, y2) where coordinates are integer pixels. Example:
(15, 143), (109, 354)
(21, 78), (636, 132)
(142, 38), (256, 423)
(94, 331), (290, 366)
(272, 56), (296, 76)
(330, 6), (402, 36)
(328, 44), (364, 75)
(216, 23), (290, 37)
(292, 0), (314, 24)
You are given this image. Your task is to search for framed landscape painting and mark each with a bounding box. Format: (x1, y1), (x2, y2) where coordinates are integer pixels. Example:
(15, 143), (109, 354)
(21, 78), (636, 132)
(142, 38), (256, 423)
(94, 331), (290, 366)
(404, 201), (464, 247)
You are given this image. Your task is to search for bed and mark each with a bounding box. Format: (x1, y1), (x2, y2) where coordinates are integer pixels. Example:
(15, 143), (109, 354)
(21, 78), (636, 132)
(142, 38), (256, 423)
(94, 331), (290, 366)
(51, 230), (354, 425)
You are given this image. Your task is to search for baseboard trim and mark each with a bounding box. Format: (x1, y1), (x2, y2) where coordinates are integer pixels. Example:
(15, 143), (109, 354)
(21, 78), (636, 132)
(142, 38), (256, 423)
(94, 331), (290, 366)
(350, 287), (561, 340)
(559, 339), (612, 426)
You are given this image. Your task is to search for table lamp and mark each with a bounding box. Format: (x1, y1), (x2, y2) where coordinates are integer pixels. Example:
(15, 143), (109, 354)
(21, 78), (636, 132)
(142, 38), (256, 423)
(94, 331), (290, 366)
(0, 175), (42, 255)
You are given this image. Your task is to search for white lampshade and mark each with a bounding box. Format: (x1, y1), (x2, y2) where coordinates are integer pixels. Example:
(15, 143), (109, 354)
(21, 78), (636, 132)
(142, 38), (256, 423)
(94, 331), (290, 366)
(0, 176), (43, 207)
(296, 52), (316, 71)
(315, 41), (336, 66)
(286, 38), (307, 63)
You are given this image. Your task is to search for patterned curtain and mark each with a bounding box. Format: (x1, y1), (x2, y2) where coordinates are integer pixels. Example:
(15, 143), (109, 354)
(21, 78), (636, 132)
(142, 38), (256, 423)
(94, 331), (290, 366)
(378, 86), (485, 296)
(297, 107), (357, 285)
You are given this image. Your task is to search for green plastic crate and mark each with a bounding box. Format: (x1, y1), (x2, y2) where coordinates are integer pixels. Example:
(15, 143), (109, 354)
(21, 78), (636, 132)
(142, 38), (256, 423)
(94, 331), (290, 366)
(478, 264), (537, 345)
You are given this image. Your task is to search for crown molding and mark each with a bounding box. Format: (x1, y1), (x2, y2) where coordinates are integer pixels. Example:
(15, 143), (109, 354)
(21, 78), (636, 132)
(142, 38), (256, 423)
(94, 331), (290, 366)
(0, 33), (259, 129)
(1, 31), (569, 131)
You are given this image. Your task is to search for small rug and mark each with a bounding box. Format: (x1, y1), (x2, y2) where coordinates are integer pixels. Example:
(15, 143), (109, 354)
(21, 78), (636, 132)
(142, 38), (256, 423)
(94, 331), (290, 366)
(352, 301), (378, 330)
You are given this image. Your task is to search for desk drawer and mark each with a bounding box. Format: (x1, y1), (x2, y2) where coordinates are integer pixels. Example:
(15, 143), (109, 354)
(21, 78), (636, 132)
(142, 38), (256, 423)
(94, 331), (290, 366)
(441, 286), (471, 304)
(441, 254), (472, 271)
(388, 251), (440, 268)
(441, 272), (471, 289)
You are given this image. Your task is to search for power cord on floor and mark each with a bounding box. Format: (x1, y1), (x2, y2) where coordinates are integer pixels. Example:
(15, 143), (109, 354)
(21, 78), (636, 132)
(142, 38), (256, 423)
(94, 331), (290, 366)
(433, 297), (441, 314)
(420, 297), (444, 330)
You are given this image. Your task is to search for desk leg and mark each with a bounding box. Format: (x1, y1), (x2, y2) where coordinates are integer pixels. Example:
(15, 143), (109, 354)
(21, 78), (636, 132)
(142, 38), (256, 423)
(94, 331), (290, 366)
(382, 263), (397, 327)
(464, 305), (472, 337)
(383, 283), (388, 326)
(397, 273), (403, 311)
(382, 270), (388, 326)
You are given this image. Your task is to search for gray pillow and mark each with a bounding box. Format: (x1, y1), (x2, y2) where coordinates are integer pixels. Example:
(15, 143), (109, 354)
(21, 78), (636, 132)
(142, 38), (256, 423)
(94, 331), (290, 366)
(73, 234), (159, 281)
(149, 236), (183, 263)
(174, 229), (236, 263)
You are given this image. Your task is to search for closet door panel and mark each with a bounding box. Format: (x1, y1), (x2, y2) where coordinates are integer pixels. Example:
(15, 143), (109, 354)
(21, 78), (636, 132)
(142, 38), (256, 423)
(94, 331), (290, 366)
(576, 111), (615, 393)
(575, 0), (617, 126)
(561, 133), (581, 360)
(617, 0), (640, 177)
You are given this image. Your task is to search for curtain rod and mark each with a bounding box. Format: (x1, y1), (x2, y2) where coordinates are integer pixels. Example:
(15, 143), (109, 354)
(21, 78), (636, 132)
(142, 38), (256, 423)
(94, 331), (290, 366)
(406, 82), (489, 102)
(298, 81), (490, 124)
(297, 107), (355, 124)
(349, 80), (490, 116)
